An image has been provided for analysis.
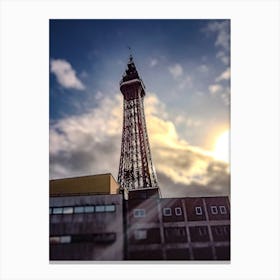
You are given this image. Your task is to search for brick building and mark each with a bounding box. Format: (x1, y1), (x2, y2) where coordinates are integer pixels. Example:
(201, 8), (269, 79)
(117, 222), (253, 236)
(125, 189), (230, 261)
(49, 174), (230, 261)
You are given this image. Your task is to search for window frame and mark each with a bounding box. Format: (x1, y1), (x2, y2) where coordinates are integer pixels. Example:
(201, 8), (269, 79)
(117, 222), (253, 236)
(219, 205), (227, 214)
(195, 206), (203, 215)
(134, 229), (147, 240)
(63, 207), (74, 214)
(74, 206), (84, 213)
(210, 206), (218, 215)
(175, 207), (182, 216)
(133, 208), (146, 218)
(163, 207), (172, 216)
(52, 207), (63, 215)
(60, 235), (71, 243)
(50, 236), (71, 244)
(50, 236), (60, 244)
(198, 226), (208, 236)
(164, 227), (187, 241)
(105, 204), (116, 212)
(95, 205), (105, 212)
(84, 205), (95, 213)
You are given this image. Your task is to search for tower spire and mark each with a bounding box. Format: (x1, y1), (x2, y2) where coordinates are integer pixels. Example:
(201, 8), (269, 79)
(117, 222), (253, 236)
(118, 56), (159, 197)
(127, 46), (133, 62)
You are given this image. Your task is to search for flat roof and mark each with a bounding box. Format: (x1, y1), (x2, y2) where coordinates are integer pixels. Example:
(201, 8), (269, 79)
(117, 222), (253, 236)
(50, 173), (120, 196)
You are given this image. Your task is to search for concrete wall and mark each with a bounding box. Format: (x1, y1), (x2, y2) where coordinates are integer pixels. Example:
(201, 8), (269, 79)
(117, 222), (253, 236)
(50, 194), (124, 260)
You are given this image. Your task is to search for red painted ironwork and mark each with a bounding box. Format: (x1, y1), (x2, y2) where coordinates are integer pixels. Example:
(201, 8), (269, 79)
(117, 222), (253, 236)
(118, 56), (159, 195)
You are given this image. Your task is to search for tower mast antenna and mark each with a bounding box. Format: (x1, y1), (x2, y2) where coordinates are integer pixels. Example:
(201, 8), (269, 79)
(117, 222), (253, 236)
(127, 46), (133, 61)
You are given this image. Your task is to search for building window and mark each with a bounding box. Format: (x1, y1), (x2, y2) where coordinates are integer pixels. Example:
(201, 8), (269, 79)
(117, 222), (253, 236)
(210, 206), (218, 215)
(163, 208), (172, 216)
(134, 229), (147, 240)
(95, 205), (105, 212)
(189, 226), (210, 242)
(211, 225), (230, 242)
(84, 206), (94, 213)
(214, 227), (222, 235)
(60, 236), (71, 243)
(52, 207), (63, 214)
(164, 227), (187, 243)
(94, 233), (116, 243)
(105, 205), (115, 212)
(223, 226), (229, 235)
(175, 207), (182, 216)
(133, 209), (145, 217)
(63, 207), (73, 214)
(165, 227), (186, 237)
(52, 205), (117, 214)
(50, 236), (60, 244)
(198, 227), (208, 236)
(74, 206), (84, 213)
(195, 206), (203, 215)
(219, 206), (227, 214)
(50, 236), (71, 244)
(71, 233), (116, 243)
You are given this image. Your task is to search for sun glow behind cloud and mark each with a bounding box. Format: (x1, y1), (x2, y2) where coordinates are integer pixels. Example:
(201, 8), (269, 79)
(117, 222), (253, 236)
(50, 92), (229, 197)
(212, 130), (230, 163)
(49, 20), (230, 197)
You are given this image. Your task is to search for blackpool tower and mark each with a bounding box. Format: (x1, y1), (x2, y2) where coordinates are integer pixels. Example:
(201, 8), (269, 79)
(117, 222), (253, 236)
(118, 55), (160, 197)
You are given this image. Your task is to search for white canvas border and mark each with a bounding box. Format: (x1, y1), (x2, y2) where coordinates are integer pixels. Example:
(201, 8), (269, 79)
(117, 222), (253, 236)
(0, 0), (279, 279)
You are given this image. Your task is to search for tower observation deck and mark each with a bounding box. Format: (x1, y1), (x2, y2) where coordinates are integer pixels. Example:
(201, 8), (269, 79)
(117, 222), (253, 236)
(118, 56), (159, 197)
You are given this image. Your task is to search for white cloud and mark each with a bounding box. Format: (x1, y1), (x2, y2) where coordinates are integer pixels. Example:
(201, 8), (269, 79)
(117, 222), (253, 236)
(221, 87), (230, 106)
(174, 115), (185, 125)
(209, 84), (223, 95)
(186, 118), (202, 127)
(178, 75), (192, 89)
(216, 51), (230, 65)
(50, 59), (86, 90)
(216, 68), (230, 82)
(205, 21), (230, 51)
(50, 93), (229, 197)
(149, 58), (158, 67)
(50, 94), (122, 179)
(203, 21), (230, 65)
(168, 63), (183, 79)
(208, 84), (230, 106)
(95, 91), (104, 100)
(197, 64), (209, 73)
(175, 115), (201, 127)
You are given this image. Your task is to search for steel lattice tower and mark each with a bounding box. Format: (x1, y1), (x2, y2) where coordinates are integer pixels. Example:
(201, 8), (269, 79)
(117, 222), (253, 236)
(118, 56), (159, 195)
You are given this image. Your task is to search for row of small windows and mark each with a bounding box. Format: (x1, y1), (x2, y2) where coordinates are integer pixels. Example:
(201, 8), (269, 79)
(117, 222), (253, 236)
(163, 207), (182, 216)
(210, 205), (227, 215)
(133, 206), (227, 218)
(50, 204), (116, 215)
(50, 233), (116, 244)
(133, 228), (186, 242)
(132, 225), (229, 243)
(134, 207), (183, 218)
(195, 205), (227, 215)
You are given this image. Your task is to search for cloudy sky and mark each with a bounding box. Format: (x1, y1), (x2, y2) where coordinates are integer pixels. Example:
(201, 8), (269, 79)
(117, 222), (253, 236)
(50, 19), (230, 198)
